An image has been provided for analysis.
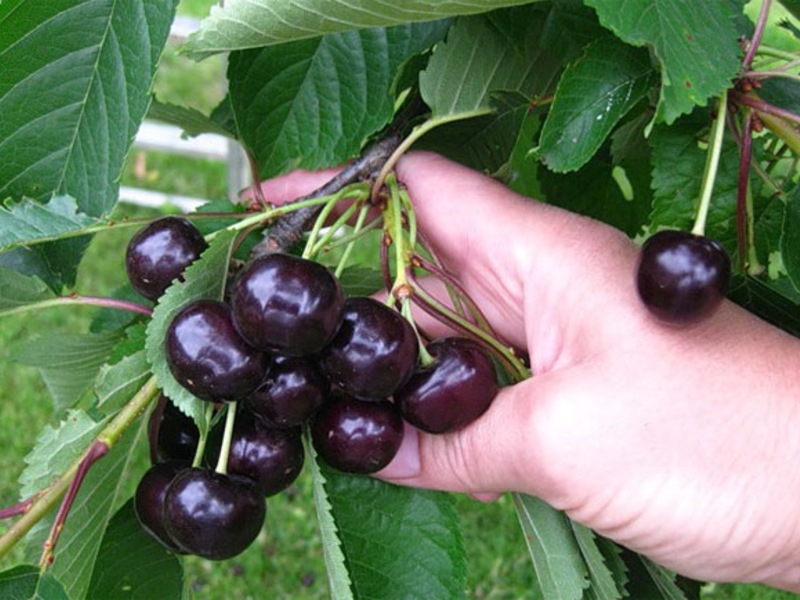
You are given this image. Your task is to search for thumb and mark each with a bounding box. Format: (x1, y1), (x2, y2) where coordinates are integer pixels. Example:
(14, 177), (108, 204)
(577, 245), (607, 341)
(376, 376), (561, 500)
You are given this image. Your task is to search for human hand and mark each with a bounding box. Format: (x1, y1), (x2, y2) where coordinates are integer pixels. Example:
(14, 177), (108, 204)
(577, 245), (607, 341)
(257, 151), (800, 591)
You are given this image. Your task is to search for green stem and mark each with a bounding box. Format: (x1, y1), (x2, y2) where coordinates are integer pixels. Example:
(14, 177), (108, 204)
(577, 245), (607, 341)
(749, 70), (800, 84)
(756, 45), (800, 62)
(0, 376), (160, 561)
(401, 298), (434, 366)
(745, 183), (765, 276)
(413, 284), (530, 381)
(215, 402), (238, 475)
(0, 294), (152, 319)
(692, 94), (728, 236)
(372, 110), (493, 199)
(310, 201), (362, 258)
(302, 193), (353, 260)
(759, 111), (800, 155)
(334, 205), (371, 278)
(192, 404), (215, 468)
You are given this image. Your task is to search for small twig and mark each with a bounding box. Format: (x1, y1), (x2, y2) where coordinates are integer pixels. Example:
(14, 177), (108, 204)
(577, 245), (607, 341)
(254, 134), (403, 255)
(0, 497), (36, 520)
(692, 94), (729, 236)
(246, 151), (269, 209)
(743, 0), (772, 69)
(736, 110), (754, 268)
(731, 91), (800, 127)
(0, 294), (152, 319)
(40, 441), (109, 568)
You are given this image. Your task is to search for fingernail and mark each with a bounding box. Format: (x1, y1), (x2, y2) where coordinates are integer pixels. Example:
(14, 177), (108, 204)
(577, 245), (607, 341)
(376, 425), (421, 479)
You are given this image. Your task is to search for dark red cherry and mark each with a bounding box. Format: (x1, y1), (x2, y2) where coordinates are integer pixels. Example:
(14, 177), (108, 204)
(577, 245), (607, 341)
(319, 297), (418, 400)
(636, 230), (731, 326)
(311, 394), (403, 474)
(148, 397), (199, 463)
(208, 414), (304, 496)
(126, 216), (208, 302)
(249, 357), (329, 427)
(397, 338), (498, 434)
(231, 254), (344, 356)
(134, 460), (189, 553)
(162, 468), (265, 560)
(165, 300), (268, 402)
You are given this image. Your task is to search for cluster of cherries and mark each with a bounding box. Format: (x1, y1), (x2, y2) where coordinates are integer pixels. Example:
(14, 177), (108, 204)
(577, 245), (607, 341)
(125, 215), (499, 560)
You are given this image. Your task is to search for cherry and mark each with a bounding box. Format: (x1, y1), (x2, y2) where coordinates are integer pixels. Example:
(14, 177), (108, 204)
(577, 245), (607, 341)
(162, 468), (265, 560)
(249, 357), (329, 427)
(134, 460), (188, 553)
(311, 394), (403, 474)
(149, 397), (199, 463)
(397, 338), (498, 434)
(636, 230), (731, 326)
(231, 253), (344, 356)
(126, 216), (208, 302)
(319, 297), (418, 400)
(208, 413), (304, 497)
(165, 300), (268, 402)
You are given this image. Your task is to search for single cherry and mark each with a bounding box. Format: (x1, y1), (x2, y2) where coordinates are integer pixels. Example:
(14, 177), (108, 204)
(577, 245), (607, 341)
(162, 468), (266, 560)
(231, 253), (344, 356)
(319, 297), (418, 400)
(636, 230), (731, 326)
(149, 397), (199, 463)
(134, 460), (189, 553)
(397, 338), (498, 434)
(208, 413), (304, 497)
(311, 394), (403, 474)
(126, 216), (208, 302)
(165, 300), (268, 402)
(249, 357), (329, 427)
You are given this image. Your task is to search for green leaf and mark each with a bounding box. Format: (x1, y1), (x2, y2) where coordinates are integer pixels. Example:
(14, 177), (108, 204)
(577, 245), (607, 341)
(145, 229), (237, 427)
(512, 493), (588, 600)
(779, 0), (800, 21)
(15, 332), (122, 411)
(570, 525), (624, 600)
(0, 0), (179, 286)
(0, 268), (54, 314)
(538, 38), (657, 173)
(18, 409), (107, 498)
(90, 285), (152, 334)
(227, 21), (451, 178)
(0, 565), (69, 600)
(95, 350), (151, 415)
(148, 98), (237, 139)
(759, 77), (800, 115)
(337, 265), (385, 297)
(781, 183), (800, 290)
(584, 0), (742, 123)
(0, 196), (101, 253)
(183, 0), (539, 57)
(321, 462), (467, 600)
(648, 113), (743, 249)
(638, 557), (689, 599)
(24, 423), (145, 600)
(86, 500), (184, 600)
(420, 7), (572, 120)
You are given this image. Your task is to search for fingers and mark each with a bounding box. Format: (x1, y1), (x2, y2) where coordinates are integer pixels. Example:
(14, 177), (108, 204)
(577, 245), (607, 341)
(376, 377), (560, 499)
(253, 168), (342, 205)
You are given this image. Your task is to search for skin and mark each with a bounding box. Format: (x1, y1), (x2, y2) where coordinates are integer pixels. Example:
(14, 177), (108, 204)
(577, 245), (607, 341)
(258, 151), (800, 592)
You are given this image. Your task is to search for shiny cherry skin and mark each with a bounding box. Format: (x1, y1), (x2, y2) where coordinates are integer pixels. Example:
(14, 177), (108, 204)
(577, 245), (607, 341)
(208, 413), (304, 497)
(319, 297), (418, 400)
(231, 253), (344, 356)
(249, 357), (329, 427)
(149, 397), (199, 463)
(311, 394), (403, 474)
(134, 460), (189, 553)
(126, 216), (208, 302)
(165, 300), (268, 402)
(162, 468), (265, 560)
(397, 338), (498, 434)
(636, 230), (731, 326)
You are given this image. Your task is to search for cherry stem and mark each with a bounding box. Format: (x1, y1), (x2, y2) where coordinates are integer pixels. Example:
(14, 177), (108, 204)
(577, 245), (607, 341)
(0, 497), (35, 520)
(215, 402), (238, 475)
(736, 110), (755, 269)
(743, 0), (772, 69)
(147, 395), (168, 465)
(758, 110), (800, 155)
(730, 91), (800, 127)
(380, 232), (393, 294)
(756, 45), (800, 63)
(400, 297), (434, 366)
(0, 294), (152, 319)
(303, 195), (346, 259)
(39, 440), (109, 569)
(192, 403), (215, 469)
(409, 275), (530, 381)
(0, 377), (159, 561)
(310, 199), (363, 258)
(334, 204), (371, 278)
(246, 151), (269, 209)
(692, 93), (729, 237)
